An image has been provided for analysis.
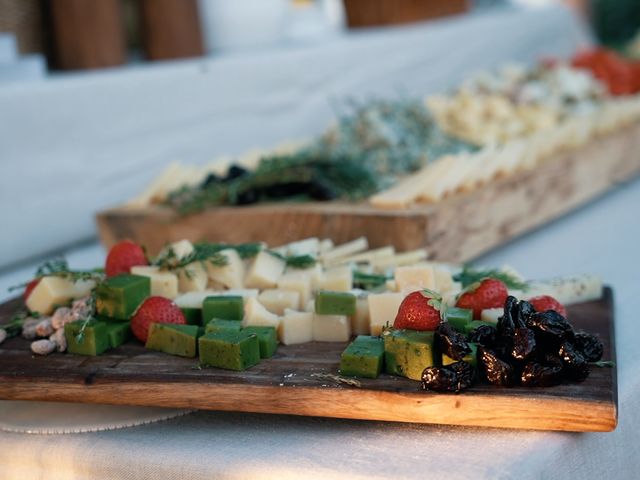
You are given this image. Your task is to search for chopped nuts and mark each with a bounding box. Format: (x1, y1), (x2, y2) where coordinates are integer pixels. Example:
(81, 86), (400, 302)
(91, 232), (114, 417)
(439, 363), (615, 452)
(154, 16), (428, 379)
(49, 328), (67, 352)
(35, 318), (54, 337)
(51, 307), (73, 329)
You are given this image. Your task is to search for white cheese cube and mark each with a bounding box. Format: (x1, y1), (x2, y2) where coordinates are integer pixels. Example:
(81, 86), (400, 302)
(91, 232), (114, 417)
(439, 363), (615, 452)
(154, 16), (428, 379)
(279, 309), (313, 345)
(395, 265), (436, 294)
(434, 267), (454, 293)
(206, 249), (245, 289)
(73, 279), (96, 298)
(278, 271), (312, 307)
(320, 266), (352, 292)
(312, 314), (351, 342)
(131, 266), (179, 299)
(367, 292), (403, 336)
(319, 239), (334, 255)
(305, 298), (315, 312)
(243, 297), (281, 328)
(258, 289), (300, 315)
(167, 239), (195, 259)
(480, 308), (503, 324)
(442, 282), (462, 307)
(293, 263), (323, 291)
(385, 279), (398, 292)
(351, 289), (370, 335)
(26, 276), (77, 315)
(321, 237), (368, 264)
(176, 262), (208, 292)
(244, 250), (286, 289)
(282, 237), (320, 257)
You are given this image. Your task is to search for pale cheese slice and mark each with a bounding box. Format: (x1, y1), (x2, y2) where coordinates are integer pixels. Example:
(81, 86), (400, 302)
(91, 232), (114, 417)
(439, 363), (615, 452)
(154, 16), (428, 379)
(131, 266), (179, 299)
(320, 237), (368, 264)
(395, 265), (436, 295)
(312, 314), (351, 342)
(26, 277), (77, 315)
(279, 309), (313, 345)
(367, 292), (403, 336)
(242, 297), (281, 328)
(258, 289), (301, 315)
(244, 250), (286, 289)
(319, 266), (353, 292)
(176, 262), (208, 293)
(278, 271), (312, 307)
(206, 249), (245, 289)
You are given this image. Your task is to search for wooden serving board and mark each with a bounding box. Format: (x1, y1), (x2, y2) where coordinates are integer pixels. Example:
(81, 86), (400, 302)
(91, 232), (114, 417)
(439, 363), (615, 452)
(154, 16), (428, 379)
(96, 123), (640, 261)
(0, 289), (617, 432)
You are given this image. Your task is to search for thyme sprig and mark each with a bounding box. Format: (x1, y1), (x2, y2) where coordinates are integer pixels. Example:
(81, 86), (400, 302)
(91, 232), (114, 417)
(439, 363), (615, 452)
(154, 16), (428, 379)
(8, 259), (105, 293)
(0, 309), (39, 339)
(268, 251), (317, 269)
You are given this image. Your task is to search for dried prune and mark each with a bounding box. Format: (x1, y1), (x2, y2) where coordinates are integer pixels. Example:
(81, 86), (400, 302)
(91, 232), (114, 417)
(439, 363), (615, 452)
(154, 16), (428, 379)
(526, 311), (574, 340)
(516, 300), (535, 326)
(520, 362), (563, 387)
(511, 327), (536, 361)
(573, 331), (603, 362)
(477, 346), (516, 387)
(468, 324), (497, 346)
(435, 323), (471, 361)
(421, 361), (474, 393)
(498, 296), (518, 338)
(558, 341), (589, 382)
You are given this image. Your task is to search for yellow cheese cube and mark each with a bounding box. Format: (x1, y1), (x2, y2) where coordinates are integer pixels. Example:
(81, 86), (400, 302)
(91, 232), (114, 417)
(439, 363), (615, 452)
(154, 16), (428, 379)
(394, 265), (436, 294)
(279, 309), (313, 345)
(176, 262), (208, 292)
(258, 289), (301, 315)
(434, 267), (454, 293)
(278, 271), (312, 307)
(481, 308), (503, 324)
(206, 248), (245, 289)
(293, 263), (323, 291)
(244, 250), (286, 289)
(367, 292), (403, 336)
(243, 297), (281, 328)
(131, 266), (179, 299)
(320, 266), (352, 292)
(26, 276), (77, 315)
(312, 314), (351, 342)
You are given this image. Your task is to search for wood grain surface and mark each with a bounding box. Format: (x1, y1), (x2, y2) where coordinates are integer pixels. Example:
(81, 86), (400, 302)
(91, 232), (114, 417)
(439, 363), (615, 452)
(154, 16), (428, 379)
(96, 123), (640, 262)
(0, 289), (617, 432)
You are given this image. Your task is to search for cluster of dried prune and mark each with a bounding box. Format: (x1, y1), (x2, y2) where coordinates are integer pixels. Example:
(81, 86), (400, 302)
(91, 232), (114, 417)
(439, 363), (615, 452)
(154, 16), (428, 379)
(421, 296), (604, 393)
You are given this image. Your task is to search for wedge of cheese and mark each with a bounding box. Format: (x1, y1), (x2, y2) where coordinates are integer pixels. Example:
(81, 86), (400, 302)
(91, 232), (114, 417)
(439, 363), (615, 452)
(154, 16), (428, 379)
(176, 262), (208, 292)
(320, 266), (352, 292)
(206, 249), (245, 289)
(245, 250), (286, 289)
(258, 289), (300, 315)
(26, 276), (77, 315)
(395, 265), (436, 294)
(279, 309), (313, 345)
(131, 266), (179, 299)
(312, 314), (351, 342)
(242, 297), (281, 328)
(278, 271), (312, 307)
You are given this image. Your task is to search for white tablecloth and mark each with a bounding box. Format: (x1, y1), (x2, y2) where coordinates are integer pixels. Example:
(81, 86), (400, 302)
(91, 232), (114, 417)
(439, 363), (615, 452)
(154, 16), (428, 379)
(0, 5), (590, 269)
(1, 175), (638, 480)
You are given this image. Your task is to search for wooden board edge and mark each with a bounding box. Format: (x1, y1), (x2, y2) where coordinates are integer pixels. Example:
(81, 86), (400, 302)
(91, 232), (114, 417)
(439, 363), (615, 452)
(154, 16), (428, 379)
(0, 380), (617, 432)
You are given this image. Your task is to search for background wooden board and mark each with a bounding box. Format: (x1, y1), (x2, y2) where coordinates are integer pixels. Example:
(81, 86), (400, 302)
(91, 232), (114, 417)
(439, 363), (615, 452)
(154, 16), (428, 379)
(0, 289), (617, 432)
(96, 123), (640, 261)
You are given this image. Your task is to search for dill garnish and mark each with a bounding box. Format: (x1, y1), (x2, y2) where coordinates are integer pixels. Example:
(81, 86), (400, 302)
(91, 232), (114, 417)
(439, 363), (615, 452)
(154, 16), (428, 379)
(353, 271), (391, 290)
(453, 265), (528, 291)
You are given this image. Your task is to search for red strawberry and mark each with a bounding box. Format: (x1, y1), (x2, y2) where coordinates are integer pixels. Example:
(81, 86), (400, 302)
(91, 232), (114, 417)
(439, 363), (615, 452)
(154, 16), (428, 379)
(394, 289), (443, 331)
(456, 278), (508, 319)
(23, 278), (40, 301)
(130, 296), (186, 343)
(527, 295), (567, 318)
(105, 240), (148, 277)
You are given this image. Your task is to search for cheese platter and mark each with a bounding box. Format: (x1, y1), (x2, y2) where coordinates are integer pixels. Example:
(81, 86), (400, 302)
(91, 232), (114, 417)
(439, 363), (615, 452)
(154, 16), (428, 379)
(0, 238), (617, 432)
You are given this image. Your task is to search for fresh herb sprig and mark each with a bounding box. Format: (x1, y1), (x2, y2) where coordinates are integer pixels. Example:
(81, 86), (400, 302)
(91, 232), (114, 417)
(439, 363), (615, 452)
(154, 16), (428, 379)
(8, 259), (104, 293)
(453, 265), (528, 291)
(0, 309), (39, 339)
(353, 271), (391, 290)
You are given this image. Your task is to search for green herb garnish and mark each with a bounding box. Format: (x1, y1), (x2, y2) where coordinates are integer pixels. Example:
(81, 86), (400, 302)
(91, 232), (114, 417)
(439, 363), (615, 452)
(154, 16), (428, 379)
(353, 271), (391, 290)
(453, 265), (528, 291)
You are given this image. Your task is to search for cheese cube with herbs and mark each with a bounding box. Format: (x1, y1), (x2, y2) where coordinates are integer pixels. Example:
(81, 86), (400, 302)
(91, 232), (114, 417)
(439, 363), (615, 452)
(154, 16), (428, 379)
(26, 276), (77, 315)
(394, 265), (436, 294)
(351, 290), (371, 335)
(340, 336), (384, 378)
(383, 329), (435, 381)
(146, 323), (199, 358)
(258, 289), (300, 315)
(245, 250), (286, 289)
(525, 274), (603, 306)
(130, 266), (179, 299)
(278, 271), (312, 307)
(312, 314), (351, 342)
(367, 292), (403, 336)
(320, 266), (353, 292)
(198, 331), (260, 371)
(205, 318), (243, 334)
(177, 262), (208, 292)
(163, 239), (195, 260)
(203, 295), (244, 322)
(243, 326), (278, 358)
(103, 321), (132, 348)
(279, 309), (313, 345)
(64, 320), (110, 356)
(96, 274), (150, 320)
(243, 297), (281, 328)
(206, 248), (245, 289)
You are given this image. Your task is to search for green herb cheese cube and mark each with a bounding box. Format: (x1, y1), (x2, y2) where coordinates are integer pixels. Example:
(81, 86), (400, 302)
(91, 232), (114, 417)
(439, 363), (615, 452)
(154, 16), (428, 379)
(103, 321), (131, 348)
(464, 321), (497, 336)
(444, 307), (473, 332)
(64, 320), (110, 356)
(340, 335), (384, 379)
(315, 291), (356, 316)
(443, 342), (478, 368)
(180, 307), (202, 325)
(96, 274), (150, 320)
(202, 296), (244, 323)
(145, 323), (200, 358)
(243, 326), (278, 359)
(198, 331), (260, 371)
(205, 318), (243, 334)
(383, 329), (435, 381)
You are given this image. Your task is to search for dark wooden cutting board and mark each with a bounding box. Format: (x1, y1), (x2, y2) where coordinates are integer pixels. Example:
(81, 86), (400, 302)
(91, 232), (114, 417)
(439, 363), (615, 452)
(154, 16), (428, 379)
(0, 289), (617, 432)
